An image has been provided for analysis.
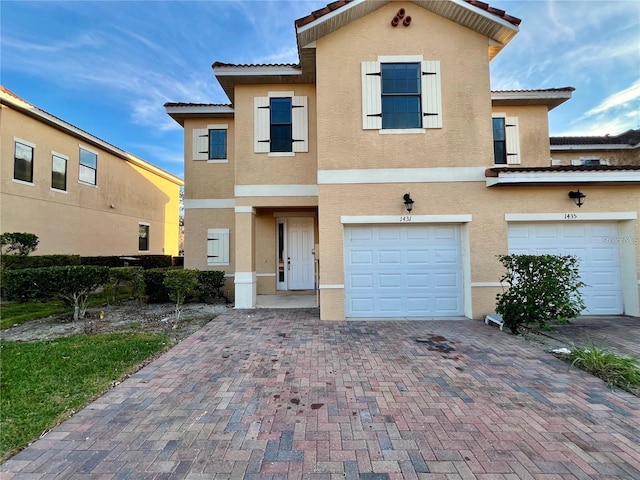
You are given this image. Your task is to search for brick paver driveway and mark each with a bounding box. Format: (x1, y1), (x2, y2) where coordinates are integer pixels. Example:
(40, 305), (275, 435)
(3, 309), (640, 479)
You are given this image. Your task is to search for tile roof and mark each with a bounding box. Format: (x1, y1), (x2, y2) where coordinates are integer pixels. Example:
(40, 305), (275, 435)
(212, 62), (299, 69)
(550, 129), (640, 146)
(492, 87), (575, 94)
(295, 0), (521, 28)
(164, 102), (231, 108)
(486, 165), (640, 176)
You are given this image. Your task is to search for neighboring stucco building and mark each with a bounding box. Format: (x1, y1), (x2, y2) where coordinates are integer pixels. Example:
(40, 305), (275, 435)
(1, 86), (184, 256)
(166, 0), (640, 320)
(551, 129), (640, 167)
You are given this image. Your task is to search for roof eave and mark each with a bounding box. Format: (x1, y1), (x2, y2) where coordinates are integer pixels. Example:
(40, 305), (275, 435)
(165, 104), (235, 126)
(550, 144), (639, 151)
(295, 0), (519, 57)
(212, 65), (307, 103)
(485, 168), (640, 187)
(491, 90), (573, 111)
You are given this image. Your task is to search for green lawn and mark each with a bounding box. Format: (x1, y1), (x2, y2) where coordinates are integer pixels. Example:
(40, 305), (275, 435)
(0, 333), (169, 461)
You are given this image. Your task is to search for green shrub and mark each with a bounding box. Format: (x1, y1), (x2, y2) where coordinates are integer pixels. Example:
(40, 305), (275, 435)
(2, 266), (109, 321)
(1, 254), (81, 270)
(197, 271), (226, 301)
(143, 268), (171, 303)
(495, 254), (585, 333)
(81, 255), (173, 269)
(3, 268), (51, 303)
(0, 232), (39, 256)
(104, 267), (144, 305)
(164, 270), (199, 321)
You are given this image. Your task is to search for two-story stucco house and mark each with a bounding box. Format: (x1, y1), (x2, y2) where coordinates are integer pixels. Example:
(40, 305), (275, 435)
(166, 0), (640, 320)
(1, 86), (184, 257)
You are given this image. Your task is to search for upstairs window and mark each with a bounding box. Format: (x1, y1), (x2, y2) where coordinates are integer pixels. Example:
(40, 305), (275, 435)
(51, 153), (68, 191)
(270, 97), (293, 152)
(79, 147), (97, 185)
(381, 63), (421, 129)
(14, 139), (34, 183)
(362, 56), (442, 131)
(492, 114), (520, 164)
(254, 93), (308, 154)
(193, 125), (228, 161)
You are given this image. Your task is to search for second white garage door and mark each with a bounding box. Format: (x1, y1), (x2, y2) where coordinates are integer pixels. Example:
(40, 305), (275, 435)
(344, 225), (464, 318)
(508, 222), (623, 315)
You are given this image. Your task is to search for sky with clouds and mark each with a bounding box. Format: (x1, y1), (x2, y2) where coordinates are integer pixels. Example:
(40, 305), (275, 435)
(2, 0), (639, 178)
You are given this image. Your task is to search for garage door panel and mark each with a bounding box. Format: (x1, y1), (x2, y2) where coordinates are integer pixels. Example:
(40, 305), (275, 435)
(379, 274), (402, 288)
(435, 296), (461, 313)
(349, 250), (373, 265)
(350, 274), (374, 288)
(508, 223), (622, 315)
(344, 225), (463, 317)
(407, 250), (429, 264)
(379, 228), (401, 240)
(378, 250), (401, 264)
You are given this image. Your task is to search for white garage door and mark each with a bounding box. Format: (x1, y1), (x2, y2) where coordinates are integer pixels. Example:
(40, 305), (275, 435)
(508, 223), (622, 315)
(344, 225), (464, 317)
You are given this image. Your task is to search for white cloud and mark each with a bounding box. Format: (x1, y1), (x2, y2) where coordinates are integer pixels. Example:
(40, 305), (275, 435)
(583, 80), (640, 117)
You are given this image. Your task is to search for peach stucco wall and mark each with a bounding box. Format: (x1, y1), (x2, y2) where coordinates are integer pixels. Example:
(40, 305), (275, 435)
(1, 105), (181, 256)
(315, 3), (494, 170)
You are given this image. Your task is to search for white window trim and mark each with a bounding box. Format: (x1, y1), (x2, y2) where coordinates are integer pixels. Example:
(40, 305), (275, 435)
(13, 137), (35, 185)
(51, 150), (69, 192)
(14, 137), (35, 149)
(78, 144), (98, 186)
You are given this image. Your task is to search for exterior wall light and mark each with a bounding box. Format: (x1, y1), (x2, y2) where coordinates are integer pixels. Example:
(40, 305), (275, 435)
(403, 193), (414, 212)
(568, 190), (586, 208)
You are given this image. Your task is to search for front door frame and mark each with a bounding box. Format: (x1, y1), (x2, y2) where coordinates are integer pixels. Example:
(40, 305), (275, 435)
(275, 213), (315, 291)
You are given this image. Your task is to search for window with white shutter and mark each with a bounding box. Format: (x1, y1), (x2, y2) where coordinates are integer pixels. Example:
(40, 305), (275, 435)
(207, 228), (229, 266)
(492, 114), (521, 165)
(193, 125), (228, 162)
(361, 56), (442, 131)
(254, 93), (308, 154)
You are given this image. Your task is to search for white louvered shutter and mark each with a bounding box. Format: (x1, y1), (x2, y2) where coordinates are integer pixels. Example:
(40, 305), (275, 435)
(505, 116), (521, 164)
(292, 96), (308, 152)
(207, 228), (229, 266)
(421, 60), (442, 129)
(361, 61), (382, 130)
(193, 129), (209, 160)
(254, 96), (270, 153)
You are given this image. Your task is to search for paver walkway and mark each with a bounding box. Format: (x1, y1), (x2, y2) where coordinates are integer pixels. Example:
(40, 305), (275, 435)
(3, 309), (640, 479)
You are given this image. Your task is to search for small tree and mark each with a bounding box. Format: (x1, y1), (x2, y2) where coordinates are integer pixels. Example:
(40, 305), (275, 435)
(163, 269), (199, 322)
(0, 232), (39, 256)
(496, 254), (585, 333)
(54, 266), (110, 321)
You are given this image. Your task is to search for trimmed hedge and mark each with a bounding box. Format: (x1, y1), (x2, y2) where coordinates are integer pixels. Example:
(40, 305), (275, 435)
(143, 269), (172, 303)
(81, 255), (173, 269)
(2, 266), (109, 305)
(1, 255), (81, 270)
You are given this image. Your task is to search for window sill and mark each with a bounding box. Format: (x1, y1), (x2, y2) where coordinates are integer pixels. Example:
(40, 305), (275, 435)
(207, 159), (228, 164)
(379, 128), (425, 135)
(12, 179), (34, 186)
(78, 181), (98, 188)
(268, 152), (295, 157)
(50, 187), (68, 194)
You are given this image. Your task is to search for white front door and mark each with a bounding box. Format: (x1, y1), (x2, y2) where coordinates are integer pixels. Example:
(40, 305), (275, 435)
(278, 217), (315, 290)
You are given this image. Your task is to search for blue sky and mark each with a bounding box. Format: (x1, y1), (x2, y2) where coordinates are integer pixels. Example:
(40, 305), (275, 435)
(2, 0), (639, 178)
